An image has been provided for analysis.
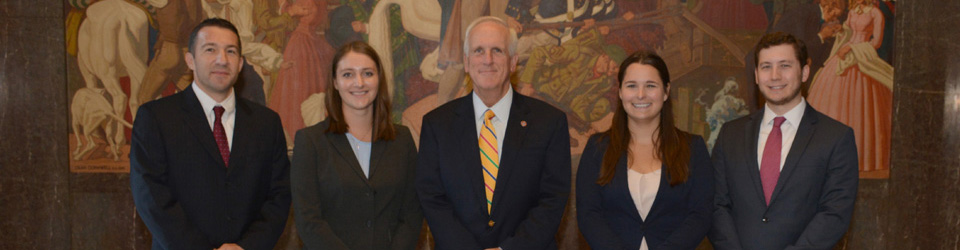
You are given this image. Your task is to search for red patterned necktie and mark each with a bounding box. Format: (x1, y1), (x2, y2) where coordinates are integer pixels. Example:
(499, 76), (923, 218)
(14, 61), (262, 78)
(213, 106), (230, 167)
(760, 116), (785, 205)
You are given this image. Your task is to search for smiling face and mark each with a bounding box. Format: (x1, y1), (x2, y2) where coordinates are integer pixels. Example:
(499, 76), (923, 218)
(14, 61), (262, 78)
(464, 21), (518, 100)
(334, 52), (380, 113)
(185, 26), (243, 102)
(620, 63), (669, 125)
(755, 44), (809, 112)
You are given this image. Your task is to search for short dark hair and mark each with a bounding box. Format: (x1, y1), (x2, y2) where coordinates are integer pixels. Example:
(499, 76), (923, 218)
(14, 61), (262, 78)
(187, 18), (242, 55)
(325, 41), (396, 141)
(753, 32), (808, 69)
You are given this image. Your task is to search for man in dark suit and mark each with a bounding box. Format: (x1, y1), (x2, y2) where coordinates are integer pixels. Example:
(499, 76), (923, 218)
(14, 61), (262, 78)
(709, 32), (859, 250)
(130, 18), (291, 250)
(416, 16), (572, 250)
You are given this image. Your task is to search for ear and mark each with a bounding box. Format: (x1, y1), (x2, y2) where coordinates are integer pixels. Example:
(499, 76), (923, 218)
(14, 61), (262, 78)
(801, 64), (810, 82)
(664, 84), (671, 101)
(509, 54), (519, 72)
(185, 51), (196, 71)
(237, 56), (245, 73)
(754, 68), (761, 86)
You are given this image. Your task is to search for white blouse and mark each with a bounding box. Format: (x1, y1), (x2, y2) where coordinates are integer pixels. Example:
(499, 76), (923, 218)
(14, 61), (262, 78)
(628, 168), (661, 250)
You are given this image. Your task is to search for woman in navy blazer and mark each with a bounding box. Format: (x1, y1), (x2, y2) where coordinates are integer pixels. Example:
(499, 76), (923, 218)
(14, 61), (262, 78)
(291, 41), (422, 249)
(576, 51), (713, 250)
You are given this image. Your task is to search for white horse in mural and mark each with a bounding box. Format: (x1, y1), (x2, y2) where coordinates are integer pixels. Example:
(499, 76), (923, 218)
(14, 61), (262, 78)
(74, 0), (165, 157)
(367, 0), (442, 99)
(77, 0), (166, 123)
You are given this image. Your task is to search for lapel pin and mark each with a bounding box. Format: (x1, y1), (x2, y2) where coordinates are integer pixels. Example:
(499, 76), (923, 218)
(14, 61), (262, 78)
(521, 121), (527, 127)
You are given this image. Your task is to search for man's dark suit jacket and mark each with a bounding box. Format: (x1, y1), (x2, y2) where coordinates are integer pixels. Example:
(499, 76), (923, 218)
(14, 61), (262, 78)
(709, 104), (858, 250)
(417, 91), (571, 250)
(577, 134), (714, 250)
(291, 120), (422, 250)
(130, 86), (291, 250)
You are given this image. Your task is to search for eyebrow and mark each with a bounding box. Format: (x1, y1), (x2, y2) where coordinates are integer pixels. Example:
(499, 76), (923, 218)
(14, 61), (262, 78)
(200, 43), (239, 49)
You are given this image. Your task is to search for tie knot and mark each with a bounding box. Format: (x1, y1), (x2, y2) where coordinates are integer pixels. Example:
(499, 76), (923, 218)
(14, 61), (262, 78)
(214, 106), (225, 118)
(773, 116), (786, 128)
(484, 110), (496, 121)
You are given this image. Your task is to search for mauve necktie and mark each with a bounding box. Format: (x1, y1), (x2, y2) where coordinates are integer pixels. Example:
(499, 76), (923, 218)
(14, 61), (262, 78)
(213, 106), (229, 167)
(760, 116), (786, 205)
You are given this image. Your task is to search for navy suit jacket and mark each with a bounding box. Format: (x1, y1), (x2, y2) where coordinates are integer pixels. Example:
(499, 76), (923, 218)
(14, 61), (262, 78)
(577, 133), (714, 250)
(709, 105), (858, 250)
(291, 120), (422, 250)
(416, 91), (571, 250)
(130, 86), (291, 250)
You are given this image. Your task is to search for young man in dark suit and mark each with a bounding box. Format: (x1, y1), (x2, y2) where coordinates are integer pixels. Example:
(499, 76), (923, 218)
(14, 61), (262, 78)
(709, 32), (859, 250)
(130, 18), (291, 250)
(416, 16), (572, 250)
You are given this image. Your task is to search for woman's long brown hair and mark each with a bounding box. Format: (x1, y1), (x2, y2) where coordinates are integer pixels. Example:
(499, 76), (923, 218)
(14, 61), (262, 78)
(596, 51), (690, 186)
(324, 41), (396, 141)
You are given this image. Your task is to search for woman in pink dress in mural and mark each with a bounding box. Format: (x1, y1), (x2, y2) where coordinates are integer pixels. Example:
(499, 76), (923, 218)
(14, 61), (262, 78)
(269, 0), (335, 140)
(808, 0), (894, 175)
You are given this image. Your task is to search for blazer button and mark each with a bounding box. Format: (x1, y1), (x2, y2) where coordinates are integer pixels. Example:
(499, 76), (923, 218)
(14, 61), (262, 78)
(366, 220), (373, 228)
(762, 217), (768, 223)
(488, 220), (495, 227)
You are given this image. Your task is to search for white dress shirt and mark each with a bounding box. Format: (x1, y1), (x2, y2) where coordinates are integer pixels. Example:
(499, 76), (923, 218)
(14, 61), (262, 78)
(472, 87), (513, 162)
(757, 98), (807, 171)
(193, 83), (236, 150)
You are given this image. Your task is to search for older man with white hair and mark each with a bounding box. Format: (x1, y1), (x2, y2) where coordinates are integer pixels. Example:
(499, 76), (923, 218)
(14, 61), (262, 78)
(417, 16), (572, 250)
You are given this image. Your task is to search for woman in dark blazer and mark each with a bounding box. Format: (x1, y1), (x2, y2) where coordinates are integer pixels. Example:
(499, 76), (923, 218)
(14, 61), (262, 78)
(576, 51), (713, 250)
(291, 41), (421, 250)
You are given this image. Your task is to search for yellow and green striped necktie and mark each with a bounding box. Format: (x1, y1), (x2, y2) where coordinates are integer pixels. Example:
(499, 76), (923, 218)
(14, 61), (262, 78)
(479, 110), (499, 214)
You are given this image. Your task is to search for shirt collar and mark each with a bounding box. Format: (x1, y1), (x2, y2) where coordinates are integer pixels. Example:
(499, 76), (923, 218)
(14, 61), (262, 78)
(192, 82), (236, 116)
(472, 87), (514, 122)
(762, 97), (806, 127)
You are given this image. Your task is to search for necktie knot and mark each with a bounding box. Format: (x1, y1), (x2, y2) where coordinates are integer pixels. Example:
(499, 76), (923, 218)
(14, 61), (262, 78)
(484, 110), (496, 121)
(773, 116), (786, 128)
(214, 106), (225, 118)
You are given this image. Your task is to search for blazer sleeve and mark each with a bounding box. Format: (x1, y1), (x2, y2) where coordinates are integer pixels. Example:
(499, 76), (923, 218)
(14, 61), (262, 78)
(708, 127), (745, 250)
(291, 129), (351, 250)
(785, 127), (859, 250)
(575, 135), (629, 250)
(129, 105), (212, 249)
(500, 113), (572, 249)
(390, 128), (425, 250)
(236, 114), (292, 250)
(659, 136), (715, 249)
(416, 117), (484, 249)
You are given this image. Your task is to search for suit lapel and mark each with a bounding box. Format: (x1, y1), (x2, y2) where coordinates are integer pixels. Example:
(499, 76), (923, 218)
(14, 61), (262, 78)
(179, 87), (227, 169)
(368, 138), (387, 182)
(644, 164), (670, 223)
(746, 110), (767, 205)
(327, 132), (371, 183)
(612, 155), (644, 223)
(491, 93), (529, 213)
(453, 97), (487, 212)
(227, 99), (254, 174)
(770, 105), (819, 205)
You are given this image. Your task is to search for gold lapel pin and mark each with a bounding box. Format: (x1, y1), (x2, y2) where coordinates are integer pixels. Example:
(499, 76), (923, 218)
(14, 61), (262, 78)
(520, 121), (527, 127)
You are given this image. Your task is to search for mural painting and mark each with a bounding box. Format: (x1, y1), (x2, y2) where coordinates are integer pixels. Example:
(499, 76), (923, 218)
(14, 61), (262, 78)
(64, 0), (894, 209)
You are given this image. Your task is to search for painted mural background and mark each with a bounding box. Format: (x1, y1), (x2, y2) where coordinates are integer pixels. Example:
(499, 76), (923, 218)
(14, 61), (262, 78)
(64, 0), (894, 176)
